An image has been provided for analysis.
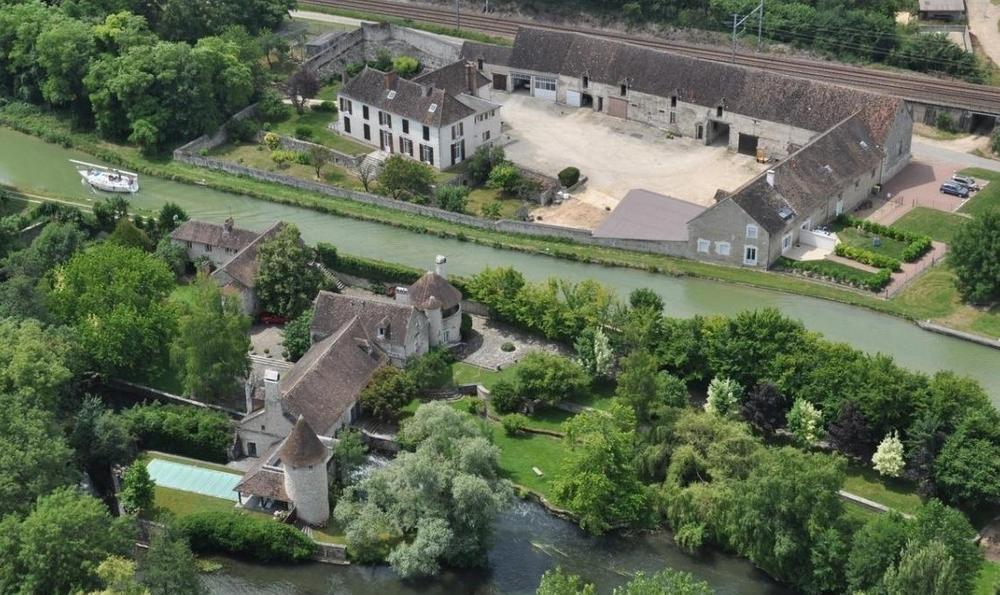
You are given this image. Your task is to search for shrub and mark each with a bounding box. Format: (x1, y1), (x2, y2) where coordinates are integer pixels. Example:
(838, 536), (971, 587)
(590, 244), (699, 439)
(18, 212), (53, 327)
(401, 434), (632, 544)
(392, 55), (421, 76)
(489, 379), (523, 413)
(500, 341), (515, 352)
(834, 244), (901, 271)
(257, 89), (290, 123)
(121, 403), (232, 462)
(486, 162), (522, 193)
(119, 463), (155, 514)
(434, 185), (469, 213)
(936, 112), (955, 132)
(262, 132), (281, 150)
(176, 511), (317, 562)
(315, 100), (337, 113)
(293, 125), (313, 140)
(557, 167), (580, 187)
(270, 149), (298, 168)
(295, 151), (311, 165)
(778, 257), (891, 292)
(872, 431), (905, 477)
(501, 413), (529, 435)
(315, 242), (338, 268)
(345, 61), (366, 78)
(460, 313), (473, 341)
(227, 118), (260, 143)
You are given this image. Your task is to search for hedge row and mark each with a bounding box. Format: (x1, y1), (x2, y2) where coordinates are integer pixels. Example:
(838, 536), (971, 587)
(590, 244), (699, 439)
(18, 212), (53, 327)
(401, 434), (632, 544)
(315, 242), (469, 293)
(176, 511), (317, 562)
(778, 258), (892, 292)
(834, 244), (901, 272)
(121, 403), (233, 463)
(837, 214), (933, 262)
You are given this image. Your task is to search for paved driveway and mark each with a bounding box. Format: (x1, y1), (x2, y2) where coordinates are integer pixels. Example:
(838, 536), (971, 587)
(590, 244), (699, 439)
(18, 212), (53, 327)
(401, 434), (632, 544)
(869, 159), (976, 224)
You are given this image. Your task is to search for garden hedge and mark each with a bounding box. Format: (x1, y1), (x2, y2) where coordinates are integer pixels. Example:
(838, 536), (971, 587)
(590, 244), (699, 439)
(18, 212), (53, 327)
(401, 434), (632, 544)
(778, 257), (892, 292)
(837, 214), (932, 262)
(177, 511), (317, 562)
(121, 403), (233, 463)
(833, 244), (902, 272)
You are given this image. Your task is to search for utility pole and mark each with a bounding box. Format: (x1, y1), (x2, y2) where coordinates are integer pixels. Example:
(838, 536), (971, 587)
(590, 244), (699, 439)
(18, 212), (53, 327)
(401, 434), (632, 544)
(455, 0), (461, 29)
(730, 0), (764, 62)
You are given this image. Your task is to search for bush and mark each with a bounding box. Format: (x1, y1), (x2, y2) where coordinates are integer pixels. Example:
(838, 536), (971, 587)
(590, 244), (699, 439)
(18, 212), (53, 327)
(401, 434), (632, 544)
(392, 55), (421, 76)
(500, 341), (516, 352)
(315, 242), (338, 268)
(270, 149), (299, 168)
(176, 511), (317, 562)
(257, 89), (290, 123)
(501, 413), (529, 435)
(487, 163), (522, 193)
(936, 112), (955, 132)
(460, 313), (473, 341)
(834, 244), (901, 271)
(434, 185), (469, 213)
(557, 167), (580, 188)
(293, 125), (313, 140)
(294, 151), (311, 166)
(489, 379), (523, 413)
(314, 100), (337, 113)
(121, 403), (232, 463)
(226, 118), (260, 143)
(262, 132), (281, 151)
(778, 257), (892, 292)
(836, 214), (932, 262)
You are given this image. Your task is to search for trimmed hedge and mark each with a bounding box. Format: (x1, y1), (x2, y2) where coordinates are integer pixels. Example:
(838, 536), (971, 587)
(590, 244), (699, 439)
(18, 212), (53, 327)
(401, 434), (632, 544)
(315, 244), (469, 293)
(558, 167), (580, 188)
(121, 403), (233, 463)
(833, 244), (902, 272)
(778, 257), (892, 292)
(837, 214), (932, 262)
(176, 511), (317, 562)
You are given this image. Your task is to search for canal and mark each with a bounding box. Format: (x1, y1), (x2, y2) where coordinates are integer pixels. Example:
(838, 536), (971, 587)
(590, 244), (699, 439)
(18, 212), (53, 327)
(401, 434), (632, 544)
(3, 127), (996, 400)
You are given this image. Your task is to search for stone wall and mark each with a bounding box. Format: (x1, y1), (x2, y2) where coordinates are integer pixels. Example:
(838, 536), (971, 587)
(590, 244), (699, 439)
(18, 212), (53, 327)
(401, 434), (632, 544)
(174, 103), (259, 157)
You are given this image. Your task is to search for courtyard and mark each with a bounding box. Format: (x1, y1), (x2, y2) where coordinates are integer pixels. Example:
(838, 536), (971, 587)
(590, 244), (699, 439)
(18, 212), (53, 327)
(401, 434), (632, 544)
(495, 92), (767, 229)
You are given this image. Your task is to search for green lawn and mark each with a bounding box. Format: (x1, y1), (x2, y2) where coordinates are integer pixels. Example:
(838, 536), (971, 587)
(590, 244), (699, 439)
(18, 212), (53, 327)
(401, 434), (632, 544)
(316, 81), (342, 102)
(842, 464), (923, 516)
(835, 226), (910, 260)
(893, 261), (1000, 339)
(891, 207), (969, 244)
(310, 520), (347, 544)
(270, 108), (371, 156)
(209, 142), (362, 190)
(451, 362), (519, 388)
(466, 187), (524, 219)
(843, 501), (879, 524)
(169, 282), (200, 309)
(489, 424), (568, 499)
(975, 560), (1000, 595)
(959, 168), (1000, 217)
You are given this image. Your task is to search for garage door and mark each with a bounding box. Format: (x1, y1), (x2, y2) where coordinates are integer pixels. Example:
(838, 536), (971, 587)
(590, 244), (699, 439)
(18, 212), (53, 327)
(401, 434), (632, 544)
(566, 90), (581, 107)
(533, 77), (557, 101)
(607, 97), (628, 119)
(492, 73), (507, 91)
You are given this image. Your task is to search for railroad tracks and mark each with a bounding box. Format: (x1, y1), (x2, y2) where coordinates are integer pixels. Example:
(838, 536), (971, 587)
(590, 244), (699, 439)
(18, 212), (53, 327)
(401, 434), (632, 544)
(304, 0), (1000, 114)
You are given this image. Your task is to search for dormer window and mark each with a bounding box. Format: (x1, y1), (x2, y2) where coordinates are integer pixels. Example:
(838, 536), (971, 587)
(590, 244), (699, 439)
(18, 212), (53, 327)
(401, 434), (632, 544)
(671, 95), (677, 107)
(582, 75), (589, 88)
(428, 103), (438, 113)
(477, 58), (484, 70)
(377, 327), (385, 338)
(717, 105), (724, 117)
(387, 90), (397, 99)
(619, 83), (627, 96)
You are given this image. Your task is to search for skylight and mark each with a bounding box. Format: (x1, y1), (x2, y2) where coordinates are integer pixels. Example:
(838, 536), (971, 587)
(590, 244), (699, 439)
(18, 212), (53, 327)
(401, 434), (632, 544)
(428, 103), (438, 113)
(777, 207), (794, 220)
(387, 90), (397, 99)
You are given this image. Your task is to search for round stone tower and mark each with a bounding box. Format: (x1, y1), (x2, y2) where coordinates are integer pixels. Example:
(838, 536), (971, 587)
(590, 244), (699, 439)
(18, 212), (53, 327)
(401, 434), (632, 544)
(280, 416), (330, 526)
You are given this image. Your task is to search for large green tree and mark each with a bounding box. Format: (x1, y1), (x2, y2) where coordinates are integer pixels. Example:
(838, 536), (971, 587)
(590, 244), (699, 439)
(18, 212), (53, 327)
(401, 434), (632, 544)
(48, 243), (176, 377)
(615, 350), (687, 420)
(949, 210), (1000, 304)
(4, 220), (86, 280)
(0, 318), (77, 410)
(171, 275), (251, 400)
(377, 155), (435, 201)
(513, 351), (590, 407)
(255, 224), (321, 318)
(0, 399), (77, 517)
(845, 512), (911, 593)
(933, 408), (1000, 508)
(141, 528), (205, 595)
(359, 365), (416, 420)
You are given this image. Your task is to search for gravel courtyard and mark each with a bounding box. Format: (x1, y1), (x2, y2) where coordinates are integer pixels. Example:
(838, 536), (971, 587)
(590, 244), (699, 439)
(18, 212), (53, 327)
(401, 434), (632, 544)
(496, 92), (767, 229)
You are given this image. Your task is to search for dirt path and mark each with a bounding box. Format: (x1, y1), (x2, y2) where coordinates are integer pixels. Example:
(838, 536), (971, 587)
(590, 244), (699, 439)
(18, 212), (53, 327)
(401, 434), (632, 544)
(968, 0), (1000, 66)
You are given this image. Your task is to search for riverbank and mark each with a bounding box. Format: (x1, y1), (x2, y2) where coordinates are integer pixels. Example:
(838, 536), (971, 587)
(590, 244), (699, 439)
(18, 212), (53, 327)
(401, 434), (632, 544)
(1, 103), (997, 345)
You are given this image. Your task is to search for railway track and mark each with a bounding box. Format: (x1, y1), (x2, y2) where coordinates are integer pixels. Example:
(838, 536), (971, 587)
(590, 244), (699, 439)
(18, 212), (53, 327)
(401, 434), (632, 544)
(305, 0), (1000, 114)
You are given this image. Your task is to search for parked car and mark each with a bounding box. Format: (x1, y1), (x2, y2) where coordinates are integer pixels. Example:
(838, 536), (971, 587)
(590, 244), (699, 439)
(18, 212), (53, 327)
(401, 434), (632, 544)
(940, 181), (970, 198)
(258, 312), (287, 325)
(951, 174), (979, 191)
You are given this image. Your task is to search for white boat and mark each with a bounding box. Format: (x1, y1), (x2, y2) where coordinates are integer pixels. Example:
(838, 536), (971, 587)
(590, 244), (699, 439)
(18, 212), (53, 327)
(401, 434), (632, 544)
(71, 160), (139, 194)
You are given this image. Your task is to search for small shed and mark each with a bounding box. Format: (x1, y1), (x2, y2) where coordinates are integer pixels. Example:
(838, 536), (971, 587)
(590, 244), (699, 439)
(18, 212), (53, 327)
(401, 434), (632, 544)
(918, 0), (965, 21)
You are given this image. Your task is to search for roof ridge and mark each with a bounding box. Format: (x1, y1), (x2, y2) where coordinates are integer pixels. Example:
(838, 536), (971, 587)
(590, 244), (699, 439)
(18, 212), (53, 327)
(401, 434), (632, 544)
(281, 315), (363, 397)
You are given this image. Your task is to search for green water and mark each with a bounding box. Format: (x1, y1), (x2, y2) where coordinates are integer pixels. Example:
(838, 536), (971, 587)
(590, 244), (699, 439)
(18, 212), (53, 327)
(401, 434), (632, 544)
(2, 127), (995, 400)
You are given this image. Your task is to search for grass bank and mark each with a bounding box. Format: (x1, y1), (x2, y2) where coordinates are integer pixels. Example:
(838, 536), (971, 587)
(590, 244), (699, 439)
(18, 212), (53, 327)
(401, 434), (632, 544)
(960, 168), (1000, 217)
(1, 103), (995, 340)
(891, 206), (969, 243)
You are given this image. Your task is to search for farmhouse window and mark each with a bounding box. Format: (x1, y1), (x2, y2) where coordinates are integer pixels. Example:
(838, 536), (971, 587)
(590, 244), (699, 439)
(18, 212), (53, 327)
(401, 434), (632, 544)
(423, 125), (430, 141)
(715, 242), (731, 256)
(344, 116), (351, 134)
(746, 224), (758, 239)
(420, 144), (434, 165)
(362, 105), (369, 120)
(743, 245), (758, 266)
(697, 238), (710, 253)
(363, 124), (370, 141)
(402, 119), (409, 134)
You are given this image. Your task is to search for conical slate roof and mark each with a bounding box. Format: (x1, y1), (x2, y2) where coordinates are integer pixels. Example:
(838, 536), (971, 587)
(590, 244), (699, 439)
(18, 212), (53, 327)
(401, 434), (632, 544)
(407, 272), (461, 310)
(279, 416), (328, 468)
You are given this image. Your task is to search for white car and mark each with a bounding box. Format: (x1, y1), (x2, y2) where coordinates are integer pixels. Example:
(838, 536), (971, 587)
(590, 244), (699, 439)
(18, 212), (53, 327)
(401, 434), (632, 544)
(951, 174), (979, 191)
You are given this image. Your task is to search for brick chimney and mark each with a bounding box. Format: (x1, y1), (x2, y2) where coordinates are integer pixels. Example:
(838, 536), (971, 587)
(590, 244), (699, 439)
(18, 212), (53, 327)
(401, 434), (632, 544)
(383, 71), (398, 90)
(223, 217), (234, 233)
(766, 169), (776, 187)
(465, 62), (478, 96)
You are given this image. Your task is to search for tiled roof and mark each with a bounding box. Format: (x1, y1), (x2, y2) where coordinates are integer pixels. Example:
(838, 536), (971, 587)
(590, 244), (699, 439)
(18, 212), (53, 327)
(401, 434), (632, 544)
(279, 416), (329, 467)
(281, 316), (384, 436)
(211, 222), (285, 289)
(407, 272), (462, 310)
(311, 291), (418, 352)
(169, 219), (259, 252)
(460, 41), (513, 66)
(235, 468), (288, 501)
(506, 28), (904, 143)
(729, 113), (884, 233)
(340, 68), (475, 126)
(413, 60), (490, 97)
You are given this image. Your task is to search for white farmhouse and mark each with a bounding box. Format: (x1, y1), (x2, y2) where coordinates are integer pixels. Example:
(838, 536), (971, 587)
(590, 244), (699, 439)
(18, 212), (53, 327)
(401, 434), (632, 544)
(337, 62), (501, 170)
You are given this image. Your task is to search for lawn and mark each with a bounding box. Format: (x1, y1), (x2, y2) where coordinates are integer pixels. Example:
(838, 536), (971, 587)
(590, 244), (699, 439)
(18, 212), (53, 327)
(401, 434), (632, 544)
(835, 225), (910, 260)
(891, 206), (968, 244)
(209, 142), (362, 190)
(316, 81), (342, 102)
(451, 362), (519, 388)
(466, 187), (525, 219)
(270, 108), (371, 156)
(489, 424), (569, 499)
(959, 168), (1000, 217)
(169, 282), (200, 309)
(975, 560), (1000, 595)
(893, 261), (1000, 339)
(842, 464), (923, 516)
(310, 520), (347, 544)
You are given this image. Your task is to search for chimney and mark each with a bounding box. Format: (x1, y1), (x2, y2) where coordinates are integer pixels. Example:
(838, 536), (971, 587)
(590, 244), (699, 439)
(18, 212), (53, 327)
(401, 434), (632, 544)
(465, 62), (478, 97)
(766, 169), (776, 187)
(383, 71), (398, 90)
(264, 369), (281, 404)
(435, 255), (447, 278)
(395, 286), (410, 304)
(223, 217), (234, 233)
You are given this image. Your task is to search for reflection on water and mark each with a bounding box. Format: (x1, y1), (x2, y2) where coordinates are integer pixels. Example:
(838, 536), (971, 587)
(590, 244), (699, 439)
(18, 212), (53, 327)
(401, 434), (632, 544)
(202, 500), (786, 594)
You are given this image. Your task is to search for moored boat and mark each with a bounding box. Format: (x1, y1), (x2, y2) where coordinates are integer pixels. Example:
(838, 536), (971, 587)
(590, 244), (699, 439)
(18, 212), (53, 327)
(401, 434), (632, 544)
(71, 160), (139, 194)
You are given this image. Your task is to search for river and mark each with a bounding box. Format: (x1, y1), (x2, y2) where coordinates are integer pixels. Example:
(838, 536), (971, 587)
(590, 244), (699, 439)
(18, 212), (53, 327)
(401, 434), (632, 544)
(2, 127), (997, 400)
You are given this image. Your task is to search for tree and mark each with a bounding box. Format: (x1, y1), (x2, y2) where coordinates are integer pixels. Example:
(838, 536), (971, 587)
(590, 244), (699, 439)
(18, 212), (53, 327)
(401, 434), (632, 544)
(553, 403), (649, 534)
(486, 162), (523, 193)
(704, 376), (740, 417)
(0, 275), (49, 321)
(536, 567), (596, 595)
(286, 66), (319, 113)
(255, 224), (322, 318)
(157, 202), (188, 235)
(36, 16), (96, 119)
(171, 275), (251, 400)
(140, 528), (205, 595)
(465, 266), (525, 322)
(119, 463), (155, 514)
(846, 512), (911, 594)
(331, 428), (367, 490)
(335, 402), (512, 577)
(489, 378), (522, 413)
(71, 396), (136, 482)
(881, 540), (959, 595)
(0, 318), (77, 410)
(356, 160), (377, 192)
(257, 88), (290, 122)
(360, 365), (416, 420)
(377, 155), (435, 200)
(89, 556), (148, 595)
(109, 218), (154, 251)
(466, 144), (505, 185)
(908, 499), (982, 594)
(514, 352), (590, 406)
(404, 349), (452, 391)
(0, 401), (77, 517)
(826, 401), (875, 461)
(949, 210), (1000, 304)
(872, 431), (905, 478)
(258, 30), (290, 67)
(739, 382), (788, 437)
(392, 55), (420, 76)
(574, 327), (614, 379)
(282, 309), (313, 362)
(613, 569), (713, 595)
(48, 243), (176, 377)
(615, 350), (686, 419)
(433, 185), (469, 213)
(3, 488), (131, 594)
(4, 220), (86, 279)
(153, 237), (188, 277)
(308, 145), (329, 179)
(628, 287), (664, 312)
(704, 308), (809, 388)
(787, 399), (822, 446)
(933, 408), (1000, 508)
